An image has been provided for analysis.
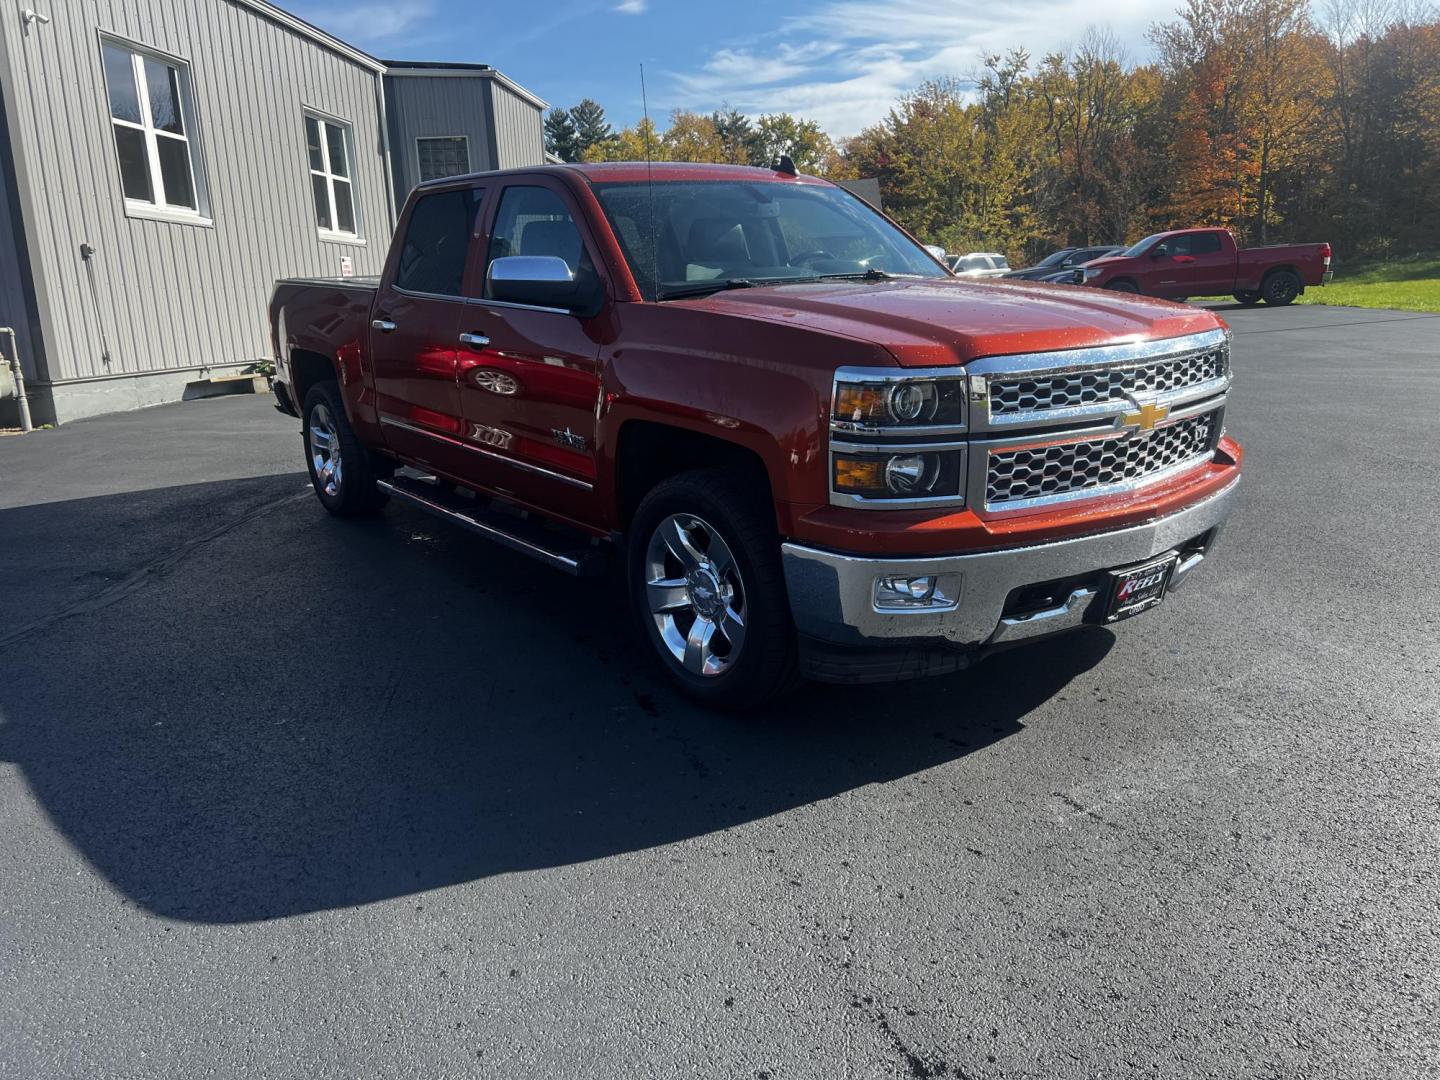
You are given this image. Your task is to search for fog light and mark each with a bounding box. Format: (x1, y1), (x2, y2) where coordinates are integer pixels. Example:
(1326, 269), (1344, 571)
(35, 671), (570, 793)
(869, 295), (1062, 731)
(874, 573), (961, 610)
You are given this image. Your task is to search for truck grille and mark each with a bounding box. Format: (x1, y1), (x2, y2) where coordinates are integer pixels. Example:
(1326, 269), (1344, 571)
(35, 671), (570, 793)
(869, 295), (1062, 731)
(988, 344), (1227, 417)
(986, 410), (1218, 508)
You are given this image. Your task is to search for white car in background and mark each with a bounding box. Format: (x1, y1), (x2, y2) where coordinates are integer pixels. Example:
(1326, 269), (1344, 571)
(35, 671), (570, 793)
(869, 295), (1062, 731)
(949, 252), (1010, 278)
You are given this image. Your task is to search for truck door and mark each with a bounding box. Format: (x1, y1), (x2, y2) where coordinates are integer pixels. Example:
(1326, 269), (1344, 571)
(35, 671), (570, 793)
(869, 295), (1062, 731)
(455, 179), (606, 528)
(369, 185), (485, 479)
(1148, 231), (1231, 299)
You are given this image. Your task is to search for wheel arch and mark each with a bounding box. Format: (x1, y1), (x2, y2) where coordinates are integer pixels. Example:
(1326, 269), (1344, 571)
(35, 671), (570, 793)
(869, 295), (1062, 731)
(613, 420), (775, 535)
(289, 348), (339, 414)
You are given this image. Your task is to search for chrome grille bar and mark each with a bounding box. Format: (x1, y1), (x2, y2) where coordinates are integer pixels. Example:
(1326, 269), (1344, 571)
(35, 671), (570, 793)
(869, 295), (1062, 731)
(984, 408), (1220, 512)
(967, 328), (1231, 433)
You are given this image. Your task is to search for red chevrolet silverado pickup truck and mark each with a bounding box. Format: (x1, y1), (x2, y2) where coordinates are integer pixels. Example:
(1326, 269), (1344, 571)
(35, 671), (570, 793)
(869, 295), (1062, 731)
(1074, 227), (1331, 305)
(270, 162), (1242, 707)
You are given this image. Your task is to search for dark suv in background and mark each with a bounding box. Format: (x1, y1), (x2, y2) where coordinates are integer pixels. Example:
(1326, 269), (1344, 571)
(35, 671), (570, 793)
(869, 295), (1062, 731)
(1006, 245), (1123, 282)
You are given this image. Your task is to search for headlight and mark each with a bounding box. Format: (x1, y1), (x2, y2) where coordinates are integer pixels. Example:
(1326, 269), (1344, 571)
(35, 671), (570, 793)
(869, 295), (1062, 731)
(830, 368), (969, 509)
(1083, 267), (1104, 281)
(832, 377), (964, 431)
(833, 449), (964, 500)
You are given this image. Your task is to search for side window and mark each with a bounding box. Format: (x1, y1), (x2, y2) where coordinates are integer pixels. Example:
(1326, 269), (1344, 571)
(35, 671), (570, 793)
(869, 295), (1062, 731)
(394, 188), (483, 296)
(1190, 232), (1223, 255)
(485, 185), (600, 309)
(305, 113), (359, 238)
(417, 137), (470, 183)
(488, 186), (584, 269)
(100, 38), (208, 219)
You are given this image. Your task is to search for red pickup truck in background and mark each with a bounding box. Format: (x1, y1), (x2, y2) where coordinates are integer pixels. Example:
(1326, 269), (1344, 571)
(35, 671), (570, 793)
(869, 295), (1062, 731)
(270, 162), (1242, 708)
(1074, 228), (1332, 305)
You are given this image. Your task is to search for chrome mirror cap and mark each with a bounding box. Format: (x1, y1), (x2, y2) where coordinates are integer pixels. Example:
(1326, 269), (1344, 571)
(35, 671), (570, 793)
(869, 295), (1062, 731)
(487, 255), (574, 287)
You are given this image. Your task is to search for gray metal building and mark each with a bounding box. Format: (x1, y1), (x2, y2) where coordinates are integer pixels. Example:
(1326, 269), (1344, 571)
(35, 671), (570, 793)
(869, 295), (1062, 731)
(384, 61), (547, 211)
(0, 1), (545, 426)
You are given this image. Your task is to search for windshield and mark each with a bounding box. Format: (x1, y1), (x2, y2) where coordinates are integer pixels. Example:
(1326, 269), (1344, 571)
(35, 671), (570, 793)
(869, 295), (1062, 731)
(1121, 234), (1164, 257)
(591, 180), (948, 300)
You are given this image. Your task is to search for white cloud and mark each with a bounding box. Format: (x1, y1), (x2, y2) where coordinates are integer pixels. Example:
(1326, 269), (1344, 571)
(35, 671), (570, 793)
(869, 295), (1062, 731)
(669, 0), (1176, 137)
(295, 0), (434, 44)
(615, 0), (648, 12)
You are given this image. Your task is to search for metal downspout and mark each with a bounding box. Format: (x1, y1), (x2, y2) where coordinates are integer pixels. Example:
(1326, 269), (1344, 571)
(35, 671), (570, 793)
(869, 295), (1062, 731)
(1, 326), (34, 432)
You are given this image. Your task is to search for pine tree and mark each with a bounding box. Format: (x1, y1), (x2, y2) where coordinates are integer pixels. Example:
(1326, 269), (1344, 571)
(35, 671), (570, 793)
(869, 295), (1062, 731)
(544, 108), (579, 163)
(570, 99), (614, 157)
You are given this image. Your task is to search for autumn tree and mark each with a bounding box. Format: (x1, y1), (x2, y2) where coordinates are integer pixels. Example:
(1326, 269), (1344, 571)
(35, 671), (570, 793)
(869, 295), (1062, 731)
(583, 118), (667, 162)
(663, 111), (727, 162)
(711, 106), (765, 165)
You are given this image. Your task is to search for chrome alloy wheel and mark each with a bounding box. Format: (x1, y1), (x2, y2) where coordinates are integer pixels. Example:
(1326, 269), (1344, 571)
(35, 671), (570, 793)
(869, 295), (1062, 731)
(645, 513), (747, 677)
(309, 402), (343, 497)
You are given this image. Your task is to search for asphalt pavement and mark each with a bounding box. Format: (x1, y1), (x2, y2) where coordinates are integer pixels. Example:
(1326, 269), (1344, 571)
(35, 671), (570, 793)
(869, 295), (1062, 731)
(1, 303), (1437, 1079)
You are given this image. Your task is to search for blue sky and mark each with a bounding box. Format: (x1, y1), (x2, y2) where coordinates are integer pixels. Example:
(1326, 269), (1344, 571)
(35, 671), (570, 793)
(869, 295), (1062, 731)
(288, 0), (1179, 139)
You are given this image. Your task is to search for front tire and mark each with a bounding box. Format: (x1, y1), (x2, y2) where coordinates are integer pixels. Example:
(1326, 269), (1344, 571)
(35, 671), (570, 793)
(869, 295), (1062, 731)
(1234, 290), (1262, 306)
(1106, 280), (1139, 294)
(302, 381), (387, 516)
(628, 469), (797, 709)
(1261, 270), (1301, 306)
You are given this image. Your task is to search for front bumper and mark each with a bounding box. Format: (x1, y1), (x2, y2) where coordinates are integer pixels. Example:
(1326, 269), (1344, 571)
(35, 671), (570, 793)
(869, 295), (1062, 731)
(781, 477), (1238, 674)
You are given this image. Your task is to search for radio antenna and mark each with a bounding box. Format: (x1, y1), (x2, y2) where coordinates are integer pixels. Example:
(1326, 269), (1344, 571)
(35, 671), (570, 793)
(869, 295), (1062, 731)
(640, 63), (658, 297)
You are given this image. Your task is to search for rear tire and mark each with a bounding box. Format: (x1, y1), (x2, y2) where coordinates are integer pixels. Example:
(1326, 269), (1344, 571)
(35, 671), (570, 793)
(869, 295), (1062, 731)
(302, 381), (387, 516)
(1233, 290), (1262, 306)
(628, 468), (798, 710)
(1106, 280), (1139, 294)
(1260, 270), (1301, 306)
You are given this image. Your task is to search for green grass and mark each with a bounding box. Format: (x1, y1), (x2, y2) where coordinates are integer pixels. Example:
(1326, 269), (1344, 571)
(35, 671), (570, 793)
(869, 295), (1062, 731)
(1298, 253), (1440, 313)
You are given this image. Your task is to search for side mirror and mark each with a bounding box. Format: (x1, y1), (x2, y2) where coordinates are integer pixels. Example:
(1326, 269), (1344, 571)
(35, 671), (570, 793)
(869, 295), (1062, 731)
(924, 244), (947, 262)
(487, 255), (578, 310)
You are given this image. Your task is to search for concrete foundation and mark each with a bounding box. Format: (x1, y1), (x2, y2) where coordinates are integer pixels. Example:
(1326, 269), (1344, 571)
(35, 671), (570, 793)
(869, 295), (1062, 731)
(32, 364), (258, 425)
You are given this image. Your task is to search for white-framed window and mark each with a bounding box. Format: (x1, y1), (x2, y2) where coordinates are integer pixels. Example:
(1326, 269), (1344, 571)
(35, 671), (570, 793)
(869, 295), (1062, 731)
(305, 112), (360, 240)
(417, 136), (470, 183)
(100, 37), (209, 222)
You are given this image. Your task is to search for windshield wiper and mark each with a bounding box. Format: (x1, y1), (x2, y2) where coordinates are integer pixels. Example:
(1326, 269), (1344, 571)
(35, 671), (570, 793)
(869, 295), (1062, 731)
(816, 268), (920, 282)
(658, 276), (836, 300)
(656, 278), (761, 300)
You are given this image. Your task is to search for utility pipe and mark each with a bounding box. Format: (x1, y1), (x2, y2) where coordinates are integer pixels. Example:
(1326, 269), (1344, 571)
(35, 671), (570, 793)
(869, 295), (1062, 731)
(0, 327), (34, 432)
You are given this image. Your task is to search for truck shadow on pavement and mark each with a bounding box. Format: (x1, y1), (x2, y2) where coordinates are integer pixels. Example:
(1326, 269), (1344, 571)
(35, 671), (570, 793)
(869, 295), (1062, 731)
(0, 476), (1114, 924)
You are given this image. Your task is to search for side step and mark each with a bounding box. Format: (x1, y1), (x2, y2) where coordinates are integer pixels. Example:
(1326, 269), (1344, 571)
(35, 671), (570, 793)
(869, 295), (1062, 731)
(377, 469), (608, 577)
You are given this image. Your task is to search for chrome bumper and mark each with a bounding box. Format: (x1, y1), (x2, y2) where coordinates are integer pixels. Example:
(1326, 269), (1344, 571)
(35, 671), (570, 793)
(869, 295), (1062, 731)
(781, 477), (1239, 649)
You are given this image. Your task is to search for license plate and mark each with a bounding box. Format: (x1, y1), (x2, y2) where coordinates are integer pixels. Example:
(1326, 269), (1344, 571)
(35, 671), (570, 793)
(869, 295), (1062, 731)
(1104, 554), (1177, 623)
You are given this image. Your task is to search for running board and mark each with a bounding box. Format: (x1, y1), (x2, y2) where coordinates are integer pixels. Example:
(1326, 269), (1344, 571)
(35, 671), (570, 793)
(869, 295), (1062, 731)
(377, 470), (607, 577)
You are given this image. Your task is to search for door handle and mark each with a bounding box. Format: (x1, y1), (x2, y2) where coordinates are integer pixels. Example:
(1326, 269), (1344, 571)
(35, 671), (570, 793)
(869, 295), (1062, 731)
(458, 332), (491, 349)
(372, 318), (397, 333)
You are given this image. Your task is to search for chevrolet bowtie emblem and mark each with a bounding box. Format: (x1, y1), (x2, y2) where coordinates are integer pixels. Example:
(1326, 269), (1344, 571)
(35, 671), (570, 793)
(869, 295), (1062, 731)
(1123, 401), (1170, 432)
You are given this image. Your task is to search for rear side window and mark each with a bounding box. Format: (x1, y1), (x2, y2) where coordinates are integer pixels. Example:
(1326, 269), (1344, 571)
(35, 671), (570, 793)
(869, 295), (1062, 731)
(395, 187), (483, 296)
(1189, 232), (1223, 255)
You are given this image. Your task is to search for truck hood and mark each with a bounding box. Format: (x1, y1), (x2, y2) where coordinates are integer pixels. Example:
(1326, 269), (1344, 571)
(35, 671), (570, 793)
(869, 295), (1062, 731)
(686, 278), (1217, 367)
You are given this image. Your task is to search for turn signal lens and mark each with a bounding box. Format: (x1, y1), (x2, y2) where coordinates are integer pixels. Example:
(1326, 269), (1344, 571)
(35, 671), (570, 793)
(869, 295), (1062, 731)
(833, 455), (888, 494)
